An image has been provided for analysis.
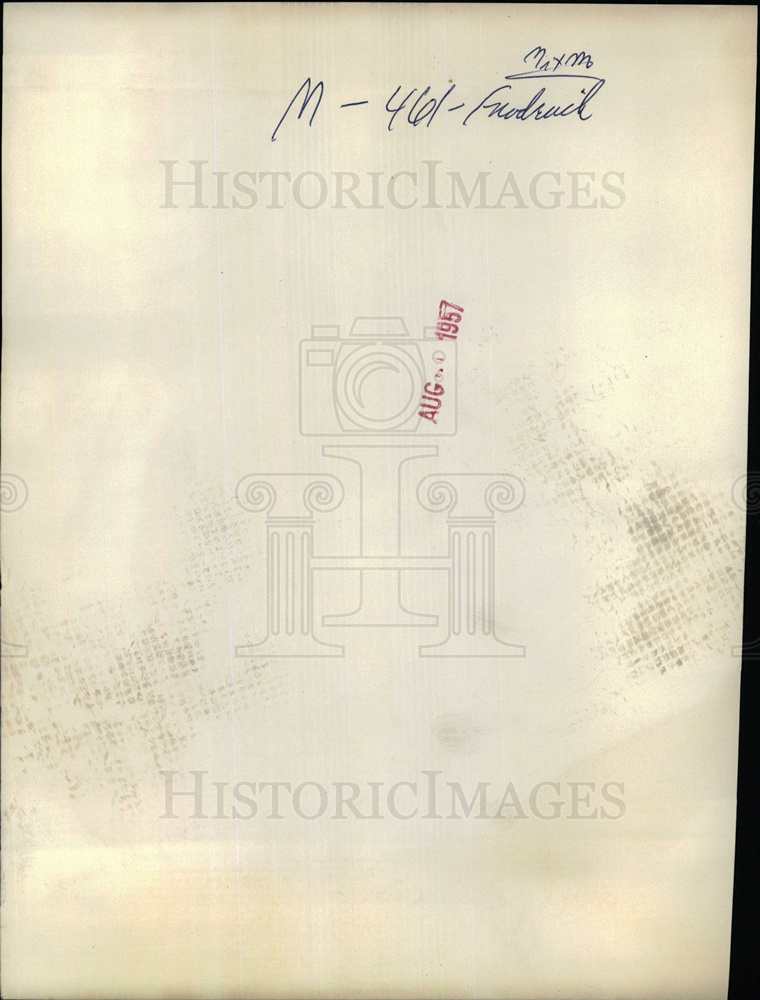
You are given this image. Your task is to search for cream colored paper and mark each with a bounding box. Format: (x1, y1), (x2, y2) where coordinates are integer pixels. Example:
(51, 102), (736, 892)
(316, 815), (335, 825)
(1, 4), (754, 998)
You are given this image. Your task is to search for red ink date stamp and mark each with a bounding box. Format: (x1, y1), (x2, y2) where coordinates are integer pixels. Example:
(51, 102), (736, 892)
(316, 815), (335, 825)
(418, 300), (462, 424)
(434, 299), (462, 340)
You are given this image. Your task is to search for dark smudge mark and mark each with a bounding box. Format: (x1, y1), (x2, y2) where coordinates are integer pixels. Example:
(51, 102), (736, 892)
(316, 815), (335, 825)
(432, 712), (489, 754)
(590, 476), (742, 678)
(493, 350), (743, 680)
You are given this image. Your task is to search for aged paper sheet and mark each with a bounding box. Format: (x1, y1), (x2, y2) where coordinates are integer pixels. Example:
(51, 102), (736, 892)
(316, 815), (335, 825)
(2, 4), (755, 998)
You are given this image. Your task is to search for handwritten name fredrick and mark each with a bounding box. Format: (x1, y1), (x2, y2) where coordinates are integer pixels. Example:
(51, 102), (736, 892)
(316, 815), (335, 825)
(272, 46), (604, 141)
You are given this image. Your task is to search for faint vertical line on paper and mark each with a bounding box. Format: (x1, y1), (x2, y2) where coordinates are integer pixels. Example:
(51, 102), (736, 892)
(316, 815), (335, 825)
(83, 9), (125, 971)
(36, 0), (69, 967)
(442, 4), (478, 997)
(305, 5), (341, 984)
(477, 5), (510, 992)
(210, 5), (245, 995)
